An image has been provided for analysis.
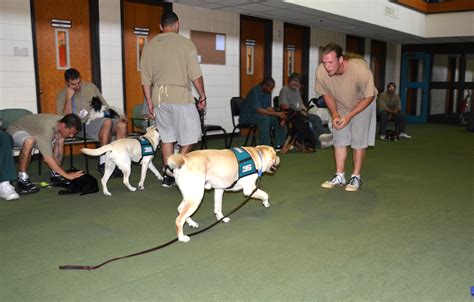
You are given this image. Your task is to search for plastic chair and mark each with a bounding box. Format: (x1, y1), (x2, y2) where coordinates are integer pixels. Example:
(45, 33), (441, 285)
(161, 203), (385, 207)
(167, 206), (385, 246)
(64, 122), (99, 173)
(196, 105), (227, 149)
(228, 97), (257, 148)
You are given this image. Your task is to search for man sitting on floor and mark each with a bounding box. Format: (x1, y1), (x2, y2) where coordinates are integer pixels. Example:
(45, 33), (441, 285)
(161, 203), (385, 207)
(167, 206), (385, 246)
(7, 113), (84, 194)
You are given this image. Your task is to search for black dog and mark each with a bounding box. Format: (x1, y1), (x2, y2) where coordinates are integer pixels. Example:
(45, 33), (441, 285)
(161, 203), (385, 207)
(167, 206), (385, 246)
(58, 173), (99, 196)
(385, 129), (399, 142)
(90, 96), (120, 120)
(281, 109), (316, 153)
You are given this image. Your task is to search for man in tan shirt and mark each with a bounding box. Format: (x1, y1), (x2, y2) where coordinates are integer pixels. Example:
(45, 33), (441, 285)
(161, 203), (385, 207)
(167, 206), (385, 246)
(140, 12), (206, 187)
(57, 68), (127, 174)
(315, 43), (377, 192)
(7, 114), (84, 194)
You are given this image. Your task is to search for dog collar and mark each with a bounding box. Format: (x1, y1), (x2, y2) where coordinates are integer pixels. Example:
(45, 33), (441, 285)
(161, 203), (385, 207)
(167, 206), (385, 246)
(230, 147), (258, 179)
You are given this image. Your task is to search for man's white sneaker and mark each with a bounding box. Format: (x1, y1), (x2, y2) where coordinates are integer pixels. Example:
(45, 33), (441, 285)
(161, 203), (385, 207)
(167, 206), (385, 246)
(321, 141), (333, 149)
(399, 133), (412, 139)
(0, 181), (20, 201)
(319, 133), (333, 143)
(345, 176), (362, 192)
(321, 174), (346, 189)
(380, 135), (386, 140)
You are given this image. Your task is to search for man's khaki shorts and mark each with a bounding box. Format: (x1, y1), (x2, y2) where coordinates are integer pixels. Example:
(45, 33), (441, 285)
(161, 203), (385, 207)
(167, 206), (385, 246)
(154, 103), (202, 146)
(332, 101), (376, 149)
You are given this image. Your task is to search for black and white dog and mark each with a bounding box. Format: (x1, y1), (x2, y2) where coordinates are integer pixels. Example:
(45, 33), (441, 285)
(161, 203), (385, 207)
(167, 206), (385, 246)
(87, 96), (120, 124)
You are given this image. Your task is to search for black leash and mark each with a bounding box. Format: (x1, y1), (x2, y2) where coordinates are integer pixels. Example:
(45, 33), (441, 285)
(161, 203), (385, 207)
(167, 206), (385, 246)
(59, 180), (261, 271)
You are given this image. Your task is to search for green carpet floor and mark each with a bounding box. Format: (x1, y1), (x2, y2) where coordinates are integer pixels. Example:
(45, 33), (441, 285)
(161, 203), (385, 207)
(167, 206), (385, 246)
(1, 123), (473, 301)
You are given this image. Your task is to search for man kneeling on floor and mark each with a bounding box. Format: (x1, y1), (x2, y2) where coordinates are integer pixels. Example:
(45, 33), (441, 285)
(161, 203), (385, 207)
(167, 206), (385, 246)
(7, 113), (84, 194)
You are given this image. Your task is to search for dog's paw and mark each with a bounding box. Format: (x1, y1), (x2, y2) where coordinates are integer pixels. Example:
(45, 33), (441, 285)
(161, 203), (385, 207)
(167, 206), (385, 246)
(178, 235), (190, 243)
(129, 186), (137, 192)
(138, 184), (145, 190)
(262, 200), (270, 208)
(216, 214), (230, 223)
(187, 220), (199, 228)
(104, 192), (112, 196)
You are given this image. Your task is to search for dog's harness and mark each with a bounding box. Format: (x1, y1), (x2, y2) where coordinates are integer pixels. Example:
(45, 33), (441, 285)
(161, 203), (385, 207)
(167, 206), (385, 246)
(137, 137), (155, 163)
(225, 147), (263, 189)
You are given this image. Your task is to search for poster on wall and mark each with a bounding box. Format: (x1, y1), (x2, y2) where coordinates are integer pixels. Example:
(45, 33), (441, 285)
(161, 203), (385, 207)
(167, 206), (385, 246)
(287, 44), (296, 75)
(245, 39), (256, 75)
(55, 28), (70, 70)
(136, 36), (147, 71)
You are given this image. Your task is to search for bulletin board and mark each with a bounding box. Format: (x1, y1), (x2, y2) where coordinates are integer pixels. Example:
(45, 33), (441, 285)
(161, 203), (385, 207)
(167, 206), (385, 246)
(190, 30), (226, 65)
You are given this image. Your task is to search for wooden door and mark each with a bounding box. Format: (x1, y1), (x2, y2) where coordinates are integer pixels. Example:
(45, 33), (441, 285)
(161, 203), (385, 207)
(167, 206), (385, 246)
(123, 1), (163, 128)
(34, 0), (92, 114)
(283, 23), (309, 100)
(370, 39), (386, 92)
(240, 17), (266, 98)
(346, 35), (365, 57)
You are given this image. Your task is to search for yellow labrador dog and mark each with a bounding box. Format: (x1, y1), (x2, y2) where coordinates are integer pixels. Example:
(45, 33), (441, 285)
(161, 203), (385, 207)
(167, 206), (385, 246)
(81, 127), (162, 196)
(168, 145), (280, 243)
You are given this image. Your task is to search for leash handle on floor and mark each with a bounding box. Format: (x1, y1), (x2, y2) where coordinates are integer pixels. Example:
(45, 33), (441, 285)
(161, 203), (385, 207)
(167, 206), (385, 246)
(59, 182), (260, 271)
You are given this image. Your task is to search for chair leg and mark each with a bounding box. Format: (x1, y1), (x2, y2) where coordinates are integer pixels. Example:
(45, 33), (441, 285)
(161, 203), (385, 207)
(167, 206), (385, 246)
(69, 144), (74, 170)
(222, 130), (228, 149)
(243, 130), (251, 146)
(228, 128), (237, 148)
(201, 131), (207, 149)
(250, 127), (257, 146)
(38, 154), (42, 175)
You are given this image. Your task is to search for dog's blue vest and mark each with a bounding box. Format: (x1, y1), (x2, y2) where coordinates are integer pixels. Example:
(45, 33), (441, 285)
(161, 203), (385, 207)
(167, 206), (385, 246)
(137, 137), (155, 163)
(230, 147), (260, 178)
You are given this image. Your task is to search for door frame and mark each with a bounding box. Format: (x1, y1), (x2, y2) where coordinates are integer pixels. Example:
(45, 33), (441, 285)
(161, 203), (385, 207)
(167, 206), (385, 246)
(400, 52), (431, 123)
(283, 22), (310, 101)
(30, 0), (102, 113)
(120, 0), (172, 115)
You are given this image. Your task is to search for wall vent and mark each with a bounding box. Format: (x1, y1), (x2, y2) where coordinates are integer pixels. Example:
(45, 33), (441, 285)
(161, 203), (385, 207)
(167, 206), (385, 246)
(384, 6), (399, 18)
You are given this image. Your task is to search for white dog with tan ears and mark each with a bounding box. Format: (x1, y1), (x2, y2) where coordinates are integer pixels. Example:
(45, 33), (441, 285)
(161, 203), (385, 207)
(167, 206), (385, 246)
(167, 145), (280, 243)
(81, 127), (162, 196)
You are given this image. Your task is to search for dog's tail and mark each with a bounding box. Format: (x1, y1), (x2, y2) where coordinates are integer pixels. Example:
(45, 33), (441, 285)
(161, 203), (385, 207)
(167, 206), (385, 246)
(81, 145), (114, 157)
(168, 154), (185, 169)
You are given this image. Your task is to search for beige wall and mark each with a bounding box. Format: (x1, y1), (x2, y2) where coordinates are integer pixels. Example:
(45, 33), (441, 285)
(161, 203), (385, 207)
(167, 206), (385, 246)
(0, 0), (37, 112)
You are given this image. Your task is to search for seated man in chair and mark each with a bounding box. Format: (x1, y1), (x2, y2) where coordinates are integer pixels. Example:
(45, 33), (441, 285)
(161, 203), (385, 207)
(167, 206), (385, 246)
(56, 68), (128, 174)
(377, 82), (412, 140)
(279, 73), (332, 149)
(239, 77), (287, 149)
(7, 114), (84, 194)
(0, 131), (19, 200)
